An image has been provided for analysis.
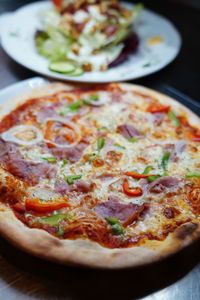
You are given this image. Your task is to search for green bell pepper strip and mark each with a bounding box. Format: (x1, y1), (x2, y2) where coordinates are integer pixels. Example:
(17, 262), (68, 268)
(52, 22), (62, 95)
(39, 213), (72, 225)
(42, 157), (57, 163)
(65, 174), (82, 184)
(105, 218), (125, 235)
(161, 152), (171, 171)
(97, 137), (105, 151)
(185, 172), (200, 178)
(128, 137), (138, 143)
(147, 175), (162, 183)
(143, 165), (153, 175)
(61, 159), (68, 167)
(60, 101), (83, 115)
(56, 226), (65, 237)
(111, 223), (125, 235)
(168, 111), (180, 127)
(68, 101), (83, 111)
(105, 218), (119, 225)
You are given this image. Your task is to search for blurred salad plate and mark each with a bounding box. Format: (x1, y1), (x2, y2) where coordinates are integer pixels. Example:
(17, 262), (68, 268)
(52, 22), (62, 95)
(1, 0), (181, 82)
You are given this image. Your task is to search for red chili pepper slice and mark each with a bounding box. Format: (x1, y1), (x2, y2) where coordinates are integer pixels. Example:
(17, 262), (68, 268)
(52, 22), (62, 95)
(25, 198), (70, 213)
(192, 134), (200, 143)
(12, 203), (26, 213)
(122, 179), (143, 197)
(186, 131), (200, 143)
(147, 103), (170, 113)
(44, 120), (56, 148)
(185, 130), (200, 143)
(52, 0), (62, 7)
(124, 172), (154, 179)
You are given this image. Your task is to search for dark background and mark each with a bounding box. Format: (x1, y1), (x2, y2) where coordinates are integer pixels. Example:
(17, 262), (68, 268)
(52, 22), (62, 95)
(0, 1), (200, 300)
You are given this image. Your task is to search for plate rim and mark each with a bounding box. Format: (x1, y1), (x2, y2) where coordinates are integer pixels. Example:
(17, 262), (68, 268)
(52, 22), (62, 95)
(0, 77), (49, 105)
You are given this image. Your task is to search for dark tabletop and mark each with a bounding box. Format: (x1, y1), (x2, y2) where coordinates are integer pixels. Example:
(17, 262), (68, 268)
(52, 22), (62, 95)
(0, 1), (200, 300)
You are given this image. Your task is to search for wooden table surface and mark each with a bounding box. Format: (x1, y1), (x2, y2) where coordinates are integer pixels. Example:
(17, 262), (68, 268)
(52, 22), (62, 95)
(0, 1), (200, 299)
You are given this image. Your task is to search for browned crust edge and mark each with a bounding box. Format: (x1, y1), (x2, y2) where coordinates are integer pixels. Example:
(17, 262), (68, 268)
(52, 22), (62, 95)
(0, 82), (199, 269)
(1, 208), (200, 269)
(0, 208), (199, 269)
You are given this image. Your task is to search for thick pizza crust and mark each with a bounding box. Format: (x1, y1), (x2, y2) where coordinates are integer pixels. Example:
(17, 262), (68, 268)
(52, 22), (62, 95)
(0, 206), (199, 269)
(0, 82), (199, 127)
(0, 207), (199, 269)
(0, 82), (199, 269)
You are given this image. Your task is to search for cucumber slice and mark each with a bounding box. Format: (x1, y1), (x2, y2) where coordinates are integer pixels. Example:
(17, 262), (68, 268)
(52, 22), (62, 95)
(67, 67), (84, 76)
(49, 61), (76, 74)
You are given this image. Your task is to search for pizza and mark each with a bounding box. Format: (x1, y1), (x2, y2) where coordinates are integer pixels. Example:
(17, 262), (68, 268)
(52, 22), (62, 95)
(0, 82), (199, 269)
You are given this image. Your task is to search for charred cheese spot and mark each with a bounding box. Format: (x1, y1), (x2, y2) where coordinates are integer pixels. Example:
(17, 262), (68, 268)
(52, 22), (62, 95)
(175, 223), (198, 240)
(106, 151), (122, 163)
(163, 207), (180, 219)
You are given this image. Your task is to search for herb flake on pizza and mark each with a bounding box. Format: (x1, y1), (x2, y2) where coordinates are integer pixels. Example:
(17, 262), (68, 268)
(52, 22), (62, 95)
(0, 82), (199, 269)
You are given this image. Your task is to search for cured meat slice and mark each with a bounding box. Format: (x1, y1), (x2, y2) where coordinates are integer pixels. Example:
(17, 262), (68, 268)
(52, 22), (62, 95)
(0, 138), (56, 185)
(94, 201), (148, 226)
(5, 159), (56, 185)
(117, 124), (142, 139)
(164, 141), (186, 162)
(148, 177), (179, 193)
(55, 179), (93, 195)
(51, 141), (88, 162)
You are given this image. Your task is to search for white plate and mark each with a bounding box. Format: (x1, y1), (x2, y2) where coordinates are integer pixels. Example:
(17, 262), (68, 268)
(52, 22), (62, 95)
(0, 12), (12, 36)
(1, 1), (181, 83)
(0, 77), (49, 106)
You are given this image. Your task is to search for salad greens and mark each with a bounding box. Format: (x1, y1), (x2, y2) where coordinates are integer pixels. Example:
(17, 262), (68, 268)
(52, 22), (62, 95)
(35, 1), (143, 75)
